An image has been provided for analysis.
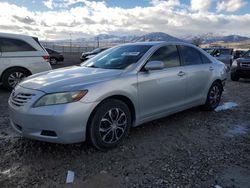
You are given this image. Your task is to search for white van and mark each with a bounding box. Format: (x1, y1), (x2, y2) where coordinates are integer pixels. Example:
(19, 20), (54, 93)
(0, 33), (52, 90)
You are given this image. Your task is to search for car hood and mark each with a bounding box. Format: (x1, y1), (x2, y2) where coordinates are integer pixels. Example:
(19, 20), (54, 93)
(19, 66), (123, 93)
(237, 57), (250, 63)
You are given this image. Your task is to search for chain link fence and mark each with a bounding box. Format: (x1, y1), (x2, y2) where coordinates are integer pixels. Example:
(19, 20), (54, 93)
(40, 41), (127, 64)
(41, 41), (128, 54)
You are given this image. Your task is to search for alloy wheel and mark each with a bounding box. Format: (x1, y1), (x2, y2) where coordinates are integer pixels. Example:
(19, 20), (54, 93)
(8, 72), (26, 88)
(99, 108), (127, 144)
(50, 58), (57, 65)
(209, 85), (221, 105)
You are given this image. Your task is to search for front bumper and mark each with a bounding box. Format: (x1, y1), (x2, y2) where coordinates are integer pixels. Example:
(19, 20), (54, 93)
(8, 88), (97, 144)
(231, 67), (250, 78)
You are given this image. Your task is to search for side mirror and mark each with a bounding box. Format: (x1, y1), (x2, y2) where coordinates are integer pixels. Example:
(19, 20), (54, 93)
(144, 61), (165, 71)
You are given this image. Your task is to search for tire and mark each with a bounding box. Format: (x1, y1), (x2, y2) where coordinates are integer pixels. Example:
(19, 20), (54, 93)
(87, 99), (132, 150)
(50, 58), (58, 65)
(203, 82), (223, 111)
(2, 68), (30, 91)
(231, 73), (240, 81)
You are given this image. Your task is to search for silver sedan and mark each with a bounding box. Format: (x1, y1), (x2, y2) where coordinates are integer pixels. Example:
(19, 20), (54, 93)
(8, 42), (227, 150)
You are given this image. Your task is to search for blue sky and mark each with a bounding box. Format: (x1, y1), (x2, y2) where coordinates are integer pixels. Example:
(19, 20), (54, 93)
(0, 0), (250, 39)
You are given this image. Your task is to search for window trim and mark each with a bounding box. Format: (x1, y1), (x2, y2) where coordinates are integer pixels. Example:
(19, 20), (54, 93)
(0, 37), (37, 52)
(140, 44), (182, 71)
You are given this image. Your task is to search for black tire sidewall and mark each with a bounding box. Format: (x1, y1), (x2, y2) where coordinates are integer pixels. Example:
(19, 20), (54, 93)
(204, 82), (222, 111)
(231, 73), (239, 81)
(89, 99), (131, 150)
(2, 68), (29, 90)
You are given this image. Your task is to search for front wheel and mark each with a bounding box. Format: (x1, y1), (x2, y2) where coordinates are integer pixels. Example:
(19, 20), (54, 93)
(203, 82), (223, 111)
(2, 68), (30, 90)
(231, 73), (240, 81)
(88, 99), (131, 150)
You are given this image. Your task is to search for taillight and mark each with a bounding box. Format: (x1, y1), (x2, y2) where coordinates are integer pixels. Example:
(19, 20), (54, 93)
(42, 55), (50, 62)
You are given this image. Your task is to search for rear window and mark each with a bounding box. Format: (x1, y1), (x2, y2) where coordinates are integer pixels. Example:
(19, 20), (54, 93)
(0, 37), (36, 52)
(46, 48), (53, 53)
(33, 37), (46, 51)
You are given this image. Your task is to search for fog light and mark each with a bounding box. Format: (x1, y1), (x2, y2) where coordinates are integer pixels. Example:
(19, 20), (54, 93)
(41, 130), (57, 137)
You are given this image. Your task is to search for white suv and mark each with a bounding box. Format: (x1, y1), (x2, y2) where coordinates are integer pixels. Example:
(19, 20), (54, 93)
(0, 33), (52, 90)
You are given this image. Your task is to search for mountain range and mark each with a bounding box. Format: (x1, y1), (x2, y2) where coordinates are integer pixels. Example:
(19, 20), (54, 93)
(43, 32), (250, 44)
(183, 33), (250, 43)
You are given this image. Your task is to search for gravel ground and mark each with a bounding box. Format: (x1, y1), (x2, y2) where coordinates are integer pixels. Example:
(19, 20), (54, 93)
(0, 64), (250, 187)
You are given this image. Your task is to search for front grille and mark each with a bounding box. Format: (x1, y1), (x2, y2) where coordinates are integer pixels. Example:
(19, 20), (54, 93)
(11, 92), (35, 107)
(240, 63), (250, 68)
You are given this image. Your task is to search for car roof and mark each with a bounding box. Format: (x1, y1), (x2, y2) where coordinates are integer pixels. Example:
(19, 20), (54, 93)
(119, 41), (193, 47)
(0, 32), (36, 39)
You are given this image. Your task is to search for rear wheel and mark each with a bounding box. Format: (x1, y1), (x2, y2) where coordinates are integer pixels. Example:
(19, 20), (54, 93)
(203, 82), (223, 111)
(88, 99), (131, 150)
(2, 68), (30, 90)
(231, 73), (240, 81)
(50, 58), (58, 65)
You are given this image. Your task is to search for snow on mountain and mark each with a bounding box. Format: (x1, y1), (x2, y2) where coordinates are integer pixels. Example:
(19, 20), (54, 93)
(132, 32), (183, 42)
(183, 33), (250, 43)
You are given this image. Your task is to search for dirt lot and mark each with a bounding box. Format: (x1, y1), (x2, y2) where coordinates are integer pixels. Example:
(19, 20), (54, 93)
(0, 64), (250, 187)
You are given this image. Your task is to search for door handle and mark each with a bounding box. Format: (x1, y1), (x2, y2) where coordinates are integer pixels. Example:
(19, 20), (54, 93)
(178, 71), (185, 76)
(209, 66), (214, 71)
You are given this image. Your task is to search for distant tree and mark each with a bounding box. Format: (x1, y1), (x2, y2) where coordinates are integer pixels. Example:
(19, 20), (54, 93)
(192, 37), (203, 47)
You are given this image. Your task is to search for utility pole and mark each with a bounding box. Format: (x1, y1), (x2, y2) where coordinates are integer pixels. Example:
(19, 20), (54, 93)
(70, 33), (72, 54)
(96, 36), (99, 48)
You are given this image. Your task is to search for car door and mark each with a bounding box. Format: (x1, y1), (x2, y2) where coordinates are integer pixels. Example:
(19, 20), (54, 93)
(137, 45), (187, 120)
(215, 49), (233, 66)
(178, 45), (214, 105)
(0, 43), (3, 77)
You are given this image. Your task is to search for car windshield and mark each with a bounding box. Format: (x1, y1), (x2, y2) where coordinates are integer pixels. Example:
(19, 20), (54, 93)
(243, 50), (250, 57)
(81, 45), (152, 69)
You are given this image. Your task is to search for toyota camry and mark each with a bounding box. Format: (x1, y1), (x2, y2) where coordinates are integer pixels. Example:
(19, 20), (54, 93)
(8, 42), (227, 150)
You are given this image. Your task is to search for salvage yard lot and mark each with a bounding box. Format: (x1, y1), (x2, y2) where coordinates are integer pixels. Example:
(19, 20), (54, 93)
(0, 63), (250, 187)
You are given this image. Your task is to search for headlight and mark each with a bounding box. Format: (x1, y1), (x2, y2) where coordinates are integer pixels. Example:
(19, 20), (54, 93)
(34, 90), (88, 107)
(232, 60), (238, 67)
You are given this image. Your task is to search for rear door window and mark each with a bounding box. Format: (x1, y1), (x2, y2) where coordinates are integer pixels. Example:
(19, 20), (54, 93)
(148, 45), (180, 68)
(179, 45), (203, 66)
(200, 53), (212, 64)
(0, 37), (36, 52)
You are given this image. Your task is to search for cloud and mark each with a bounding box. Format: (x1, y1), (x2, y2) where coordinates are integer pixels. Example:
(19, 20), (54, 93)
(43, 0), (53, 9)
(216, 0), (247, 12)
(190, 0), (212, 12)
(12, 16), (36, 24)
(150, 0), (180, 7)
(0, 1), (250, 40)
